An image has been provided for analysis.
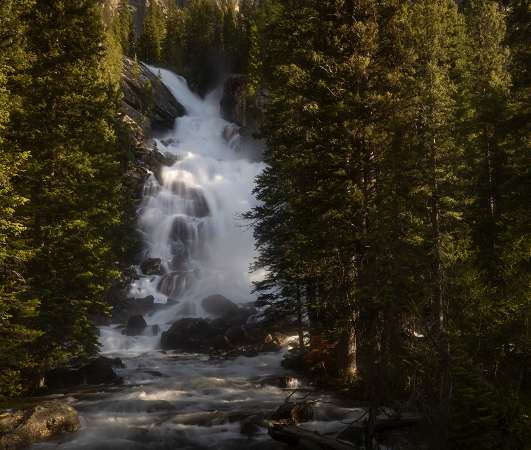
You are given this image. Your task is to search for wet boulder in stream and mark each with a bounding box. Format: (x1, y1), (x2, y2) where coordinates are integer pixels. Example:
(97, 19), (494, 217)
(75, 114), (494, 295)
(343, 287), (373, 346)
(270, 402), (314, 425)
(121, 314), (148, 336)
(140, 257), (165, 275)
(212, 334), (231, 350)
(160, 317), (210, 351)
(157, 272), (195, 297)
(225, 326), (248, 346)
(78, 356), (122, 385)
(0, 403), (79, 450)
(260, 334), (283, 353)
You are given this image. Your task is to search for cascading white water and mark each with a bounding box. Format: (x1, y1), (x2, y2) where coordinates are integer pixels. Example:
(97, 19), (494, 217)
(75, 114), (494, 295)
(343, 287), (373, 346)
(98, 68), (266, 353)
(21, 69), (366, 450)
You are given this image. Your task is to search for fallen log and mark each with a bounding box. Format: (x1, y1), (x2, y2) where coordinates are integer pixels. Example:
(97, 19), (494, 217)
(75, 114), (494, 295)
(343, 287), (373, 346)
(268, 424), (355, 450)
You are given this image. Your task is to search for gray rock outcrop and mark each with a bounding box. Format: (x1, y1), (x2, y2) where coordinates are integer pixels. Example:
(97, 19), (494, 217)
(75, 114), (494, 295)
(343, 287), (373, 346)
(122, 314), (148, 336)
(201, 294), (239, 316)
(220, 74), (248, 127)
(0, 403), (79, 450)
(121, 55), (186, 135)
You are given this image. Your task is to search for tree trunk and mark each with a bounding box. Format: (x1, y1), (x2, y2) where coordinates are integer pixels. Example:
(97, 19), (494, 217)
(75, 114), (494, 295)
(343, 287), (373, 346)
(296, 281), (304, 352)
(336, 323), (356, 378)
(431, 142), (443, 328)
(366, 321), (393, 446)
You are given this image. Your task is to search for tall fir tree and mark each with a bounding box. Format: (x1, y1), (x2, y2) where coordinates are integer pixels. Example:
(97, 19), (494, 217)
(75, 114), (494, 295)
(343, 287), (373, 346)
(183, 0), (216, 90)
(7, 0), (135, 370)
(112, 0), (135, 57)
(162, 1), (185, 73)
(0, 0), (43, 400)
(138, 0), (165, 65)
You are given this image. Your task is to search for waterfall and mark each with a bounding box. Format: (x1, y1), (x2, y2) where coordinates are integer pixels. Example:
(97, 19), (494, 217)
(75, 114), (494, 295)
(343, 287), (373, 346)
(98, 68), (265, 353)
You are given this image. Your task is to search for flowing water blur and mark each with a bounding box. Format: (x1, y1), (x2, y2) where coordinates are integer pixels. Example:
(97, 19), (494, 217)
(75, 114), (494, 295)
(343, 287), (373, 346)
(22, 69), (365, 450)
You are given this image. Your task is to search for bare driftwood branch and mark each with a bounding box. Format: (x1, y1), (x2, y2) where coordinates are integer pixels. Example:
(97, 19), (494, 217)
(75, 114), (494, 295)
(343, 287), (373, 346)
(285, 388), (313, 403)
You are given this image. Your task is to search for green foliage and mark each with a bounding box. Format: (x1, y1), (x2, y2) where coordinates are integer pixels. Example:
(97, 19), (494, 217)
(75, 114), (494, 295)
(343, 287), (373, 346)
(0, 0), (137, 398)
(112, 0), (135, 56)
(141, 80), (155, 111)
(246, 24), (261, 97)
(132, 53), (139, 80)
(138, 0), (165, 65)
(103, 28), (123, 87)
(162, 1), (185, 73)
(182, 0), (216, 88)
(448, 348), (498, 450)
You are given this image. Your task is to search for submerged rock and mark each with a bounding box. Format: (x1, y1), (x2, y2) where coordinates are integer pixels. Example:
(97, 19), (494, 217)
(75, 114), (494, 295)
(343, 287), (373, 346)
(240, 421), (261, 436)
(0, 403), (79, 450)
(147, 401), (176, 413)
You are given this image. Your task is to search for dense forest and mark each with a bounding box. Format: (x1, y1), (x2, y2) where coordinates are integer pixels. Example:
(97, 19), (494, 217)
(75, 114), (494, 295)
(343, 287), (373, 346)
(2, 0), (531, 448)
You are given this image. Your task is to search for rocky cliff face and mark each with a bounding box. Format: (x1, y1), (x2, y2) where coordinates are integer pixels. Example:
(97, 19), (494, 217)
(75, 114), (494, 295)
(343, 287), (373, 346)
(120, 54), (185, 198)
(219, 75), (269, 158)
(220, 74), (249, 127)
(121, 54), (185, 136)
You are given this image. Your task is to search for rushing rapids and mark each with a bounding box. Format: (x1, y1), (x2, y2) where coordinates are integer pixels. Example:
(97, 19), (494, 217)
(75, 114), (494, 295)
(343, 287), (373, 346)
(19, 69), (366, 450)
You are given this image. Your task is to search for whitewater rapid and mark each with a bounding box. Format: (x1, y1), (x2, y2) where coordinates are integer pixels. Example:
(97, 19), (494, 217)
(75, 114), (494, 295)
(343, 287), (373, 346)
(20, 68), (366, 450)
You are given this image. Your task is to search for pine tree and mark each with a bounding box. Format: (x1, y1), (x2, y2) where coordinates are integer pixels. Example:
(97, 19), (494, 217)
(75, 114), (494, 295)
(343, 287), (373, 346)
(246, 24), (261, 97)
(138, 0), (165, 65)
(8, 0), (136, 368)
(183, 0), (216, 90)
(220, 0), (238, 72)
(0, 0), (46, 399)
(464, 0), (511, 277)
(112, 0), (135, 56)
(162, 1), (185, 73)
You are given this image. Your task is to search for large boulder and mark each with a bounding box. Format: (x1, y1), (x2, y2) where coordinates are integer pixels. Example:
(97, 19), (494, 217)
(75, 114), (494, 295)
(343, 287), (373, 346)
(160, 317), (210, 351)
(212, 334), (231, 351)
(225, 326), (248, 346)
(222, 307), (254, 327)
(270, 402), (314, 425)
(201, 294), (239, 316)
(44, 356), (123, 388)
(140, 258), (165, 275)
(121, 314), (148, 336)
(0, 403), (79, 450)
(78, 357), (121, 385)
(260, 334), (283, 353)
(101, 292), (155, 325)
